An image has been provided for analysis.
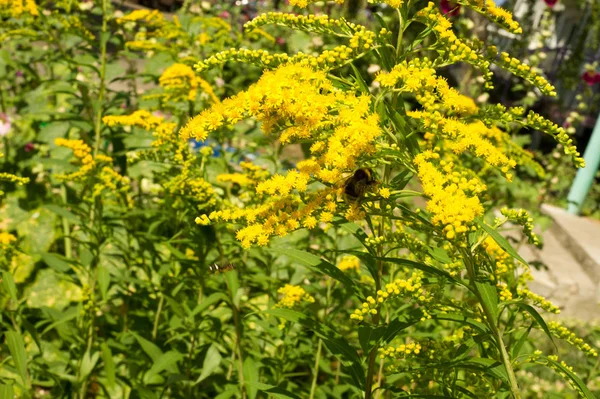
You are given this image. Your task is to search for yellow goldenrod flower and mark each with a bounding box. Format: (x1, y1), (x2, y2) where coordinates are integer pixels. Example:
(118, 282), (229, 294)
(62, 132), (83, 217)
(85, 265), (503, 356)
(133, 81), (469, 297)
(337, 255), (360, 272)
(275, 284), (315, 308)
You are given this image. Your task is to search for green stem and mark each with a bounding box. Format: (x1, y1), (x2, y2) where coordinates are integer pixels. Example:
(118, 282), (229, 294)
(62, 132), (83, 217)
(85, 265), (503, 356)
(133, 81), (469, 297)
(462, 250), (521, 399)
(93, 0), (109, 157)
(61, 185), (72, 259)
(152, 293), (164, 341)
(309, 339), (323, 399)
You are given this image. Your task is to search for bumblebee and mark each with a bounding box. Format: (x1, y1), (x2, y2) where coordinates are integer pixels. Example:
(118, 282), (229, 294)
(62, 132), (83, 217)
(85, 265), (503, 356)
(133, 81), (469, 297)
(343, 168), (377, 202)
(208, 263), (236, 274)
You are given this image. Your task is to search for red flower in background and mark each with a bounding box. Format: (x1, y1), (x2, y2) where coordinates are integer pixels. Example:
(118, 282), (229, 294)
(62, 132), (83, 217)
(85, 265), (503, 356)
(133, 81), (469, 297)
(24, 143), (35, 152)
(582, 71), (600, 86)
(440, 0), (461, 16)
(544, 0), (558, 7)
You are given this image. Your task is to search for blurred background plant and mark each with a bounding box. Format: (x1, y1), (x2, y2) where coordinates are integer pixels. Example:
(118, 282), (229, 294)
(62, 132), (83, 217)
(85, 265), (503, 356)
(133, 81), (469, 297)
(0, 0), (599, 398)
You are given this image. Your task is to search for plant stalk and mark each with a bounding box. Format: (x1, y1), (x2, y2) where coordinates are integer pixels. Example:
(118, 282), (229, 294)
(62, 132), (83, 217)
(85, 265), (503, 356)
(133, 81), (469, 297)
(309, 338), (323, 399)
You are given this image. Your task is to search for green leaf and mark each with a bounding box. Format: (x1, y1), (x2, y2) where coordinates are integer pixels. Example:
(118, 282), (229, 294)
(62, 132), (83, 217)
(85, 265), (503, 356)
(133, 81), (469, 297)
(21, 320), (42, 354)
(269, 248), (360, 296)
(247, 382), (302, 399)
(194, 344), (222, 384)
(40, 252), (72, 273)
(511, 323), (533, 359)
(350, 63), (370, 94)
(144, 351), (183, 384)
(2, 270), (18, 303)
(97, 265), (110, 301)
(475, 281), (499, 324)
(131, 332), (163, 362)
(190, 292), (229, 316)
(475, 220), (527, 266)
(243, 357), (260, 399)
(101, 343), (116, 389)
(79, 351), (100, 381)
(434, 313), (489, 334)
(464, 358), (508, 383)
(512, 302), (556, 350)
(0, 383), (14, 399)
(44, 204), (80, 224)
(5, 331), (29, 388)
(543, 356), (596, 398)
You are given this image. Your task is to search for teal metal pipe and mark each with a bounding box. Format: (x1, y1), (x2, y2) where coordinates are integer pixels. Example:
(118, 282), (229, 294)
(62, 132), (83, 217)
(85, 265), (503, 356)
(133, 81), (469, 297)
(567, 113), (600, 215)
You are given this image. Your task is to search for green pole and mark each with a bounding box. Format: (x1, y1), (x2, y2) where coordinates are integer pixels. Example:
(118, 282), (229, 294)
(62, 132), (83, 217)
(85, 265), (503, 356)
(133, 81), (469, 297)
(567, 113), (600, 215)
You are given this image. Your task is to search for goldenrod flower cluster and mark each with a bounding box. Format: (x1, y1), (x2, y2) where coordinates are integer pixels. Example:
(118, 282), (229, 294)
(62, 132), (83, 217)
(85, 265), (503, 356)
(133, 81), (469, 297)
(204, 188), (337, 248)
(496, 282), (513, 301)
(54, 138), (112, 181)
(275, 284), (315, 308)
(497, 52), (555, 96)
(547, 321), (598, 357)
(517, 287), (560, 314)
(159, 63), (218, 103)
(216, 161), (271, 190)
(525, 111), (584, 168)
(379, 341), (423, 360)
(197, 16), (378, 73)
(104, 110), (164, 131)
(54, 138), (132, 205)
(0, 153), (29, 196)
(377, 58), (478, 115)
(0, 0), (38, 17)
(182, 64), (380, 177)
(288, 0), (343, 7)
(483, 237), (513, 276)
(414, 151), (485, 240)
(164, 159), (217, 212)
(461, 0), (522, 34)
(350, 273), (431, 322)
(337, 255), (360, 272)
(0, 172), (29, 188)
(94, 167), (132, 206)
(500, 208), (540, 246)
(416, 4), (492, 86)
(245, 12), (356, 37)
(116, 9), (164, 26)
(0, 232), (17, 246)
(104, 111), (186, 162)
(183, 64), (383, 247)
(54, 13), (95, 41)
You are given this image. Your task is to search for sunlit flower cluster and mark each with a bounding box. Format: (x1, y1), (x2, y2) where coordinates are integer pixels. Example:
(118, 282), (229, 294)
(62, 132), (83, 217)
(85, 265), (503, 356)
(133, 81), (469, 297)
(54, 138), (112, 180)
(483, 237), (513, 276)
(351, 272), (432, 322)
(379, 341), (423, 360)
(275, 284), (315, 308)
(416, 3), (493, 87)
(0, 0), (38, 17)
(116, 9), (164, 26)
(159, 63), (218, 103)
(337, 255), (361, 272)
(183, 64), (383, 247)
(517, 287), (560, 314)
(497, 52), (555, 96)
(500, 208), (539, 246)
(104, 111), (185, 161)
(547, 321), (597, 357)
(461, 0), (522, 34)
(0, 232), (17, 246)
(414, 150), (485, 240)
(525, 111), (584, 168)
(197, 16), (379, 73)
